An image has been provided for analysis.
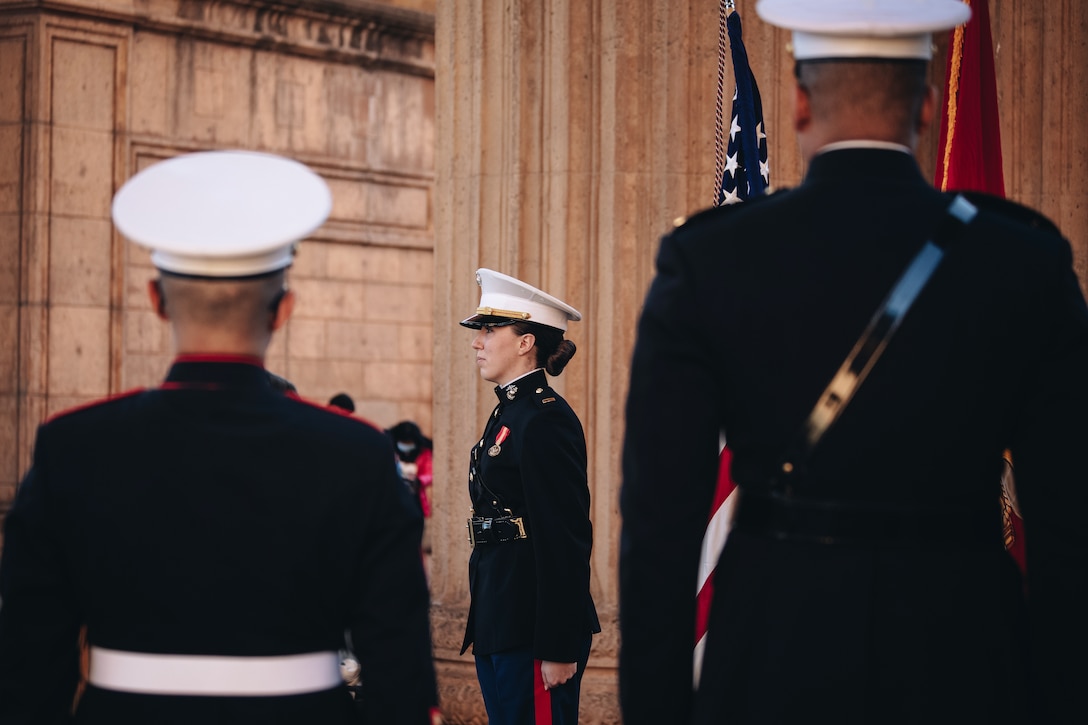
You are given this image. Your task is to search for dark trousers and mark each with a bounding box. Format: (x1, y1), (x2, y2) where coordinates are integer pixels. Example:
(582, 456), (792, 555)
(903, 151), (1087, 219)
(474, 638), (591, 725)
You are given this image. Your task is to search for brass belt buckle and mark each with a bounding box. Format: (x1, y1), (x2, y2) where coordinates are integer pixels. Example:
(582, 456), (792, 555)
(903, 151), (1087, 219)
(503, 509), (527, 539)
(466, 516), (478, 547)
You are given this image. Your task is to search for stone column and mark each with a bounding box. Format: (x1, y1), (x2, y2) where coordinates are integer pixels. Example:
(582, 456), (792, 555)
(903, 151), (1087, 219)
(0, 12), (128, 521)
(995, 0), (1088, 285)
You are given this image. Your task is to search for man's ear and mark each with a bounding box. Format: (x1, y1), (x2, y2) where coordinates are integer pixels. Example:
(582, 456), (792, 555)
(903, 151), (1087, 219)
(794, 82), (812, 133)
(148, 279), (168, 320)
(271, 288), (296, 332)
(918, 84), (938, 134)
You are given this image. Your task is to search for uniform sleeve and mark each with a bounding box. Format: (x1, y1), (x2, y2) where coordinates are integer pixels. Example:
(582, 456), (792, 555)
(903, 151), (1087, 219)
(520, 408), (593, 663)
(1007, 251), (1088, 722)
(346, 442), (439, 725)
(620, 230), (725, 725)
(0, 427), (83, 724)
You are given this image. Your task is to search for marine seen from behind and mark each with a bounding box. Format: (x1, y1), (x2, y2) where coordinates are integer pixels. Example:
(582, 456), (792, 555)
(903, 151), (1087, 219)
(620, 1), (1088, 723)
(0, 151), (439, 724)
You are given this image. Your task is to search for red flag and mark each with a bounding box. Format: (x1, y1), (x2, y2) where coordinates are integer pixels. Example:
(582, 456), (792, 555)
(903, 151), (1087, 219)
(1001, 453), (1026, 573)
(934, 0), (1026, 572)
(934, 0), (1004, 196)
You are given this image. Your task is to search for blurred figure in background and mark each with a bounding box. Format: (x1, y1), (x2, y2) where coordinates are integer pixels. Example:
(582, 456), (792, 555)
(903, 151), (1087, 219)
(387, 421), (434, 520)
(269, 371), (299, 396)
(328, 393), (356, 414)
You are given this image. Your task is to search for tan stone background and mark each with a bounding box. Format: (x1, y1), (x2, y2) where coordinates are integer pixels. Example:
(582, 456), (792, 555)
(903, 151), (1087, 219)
(1, 0), (1086, 724)
(0, 0), (437, 517)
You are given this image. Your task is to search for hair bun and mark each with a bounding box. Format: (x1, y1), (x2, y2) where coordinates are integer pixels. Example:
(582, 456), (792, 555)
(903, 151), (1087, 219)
(545, 339), (577, 376)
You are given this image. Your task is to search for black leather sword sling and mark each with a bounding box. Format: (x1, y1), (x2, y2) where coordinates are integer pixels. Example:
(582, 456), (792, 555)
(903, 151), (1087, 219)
(776, 193), (978, 487)
(735, 194), (1001, 548)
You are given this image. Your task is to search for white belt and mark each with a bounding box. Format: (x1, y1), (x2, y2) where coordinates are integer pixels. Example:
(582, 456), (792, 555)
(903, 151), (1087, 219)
(88, 647), (342, 697)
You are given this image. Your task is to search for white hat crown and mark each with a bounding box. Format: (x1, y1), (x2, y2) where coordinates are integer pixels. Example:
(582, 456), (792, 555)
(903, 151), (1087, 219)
(461, 268), (582, 331)
(112, 150), (332, 277)
(757, 0), (972, 61)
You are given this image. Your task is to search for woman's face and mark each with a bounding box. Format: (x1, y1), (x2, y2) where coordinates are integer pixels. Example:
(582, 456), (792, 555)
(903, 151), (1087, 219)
(471, 324), (534, 385)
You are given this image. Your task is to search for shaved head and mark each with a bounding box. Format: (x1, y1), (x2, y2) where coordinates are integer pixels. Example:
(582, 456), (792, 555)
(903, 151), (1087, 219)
(796, 59), (931, 146)
(156, 271), (288, 347)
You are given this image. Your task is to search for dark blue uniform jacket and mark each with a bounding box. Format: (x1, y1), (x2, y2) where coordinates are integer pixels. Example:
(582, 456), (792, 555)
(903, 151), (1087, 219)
(621, 149), (1088, 725)
(0, 356), (438, 724)
(461, 369), (600, 663)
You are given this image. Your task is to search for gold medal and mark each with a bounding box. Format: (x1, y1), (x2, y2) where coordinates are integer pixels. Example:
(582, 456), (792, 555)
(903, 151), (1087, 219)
(488, 425), (511, 457)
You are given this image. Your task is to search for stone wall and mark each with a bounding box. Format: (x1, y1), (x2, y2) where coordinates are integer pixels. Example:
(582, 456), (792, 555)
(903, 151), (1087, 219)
(0, 0), (436, 528)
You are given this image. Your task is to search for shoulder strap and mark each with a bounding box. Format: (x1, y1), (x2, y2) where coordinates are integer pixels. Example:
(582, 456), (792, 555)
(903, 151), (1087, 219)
(775, 194), (978, 491)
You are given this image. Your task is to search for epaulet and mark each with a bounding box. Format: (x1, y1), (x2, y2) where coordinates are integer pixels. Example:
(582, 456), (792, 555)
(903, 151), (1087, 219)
(291, 395), (387, 434)
(43, 388), (147, 424)
(669, 186), (788, 233)
(530, 384), (560, 409)
(352, 414), (387, 435)
(953, 190), (1062, 237)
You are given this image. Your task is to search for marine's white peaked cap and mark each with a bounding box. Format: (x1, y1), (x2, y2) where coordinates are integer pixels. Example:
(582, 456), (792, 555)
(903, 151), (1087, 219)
(757, 0), (971, 61)
(112, 150), (332, 278)
(460, 268), (582, 332)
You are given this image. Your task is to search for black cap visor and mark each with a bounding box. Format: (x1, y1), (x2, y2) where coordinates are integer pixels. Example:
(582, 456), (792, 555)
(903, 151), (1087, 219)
(459, 314), (522, 330)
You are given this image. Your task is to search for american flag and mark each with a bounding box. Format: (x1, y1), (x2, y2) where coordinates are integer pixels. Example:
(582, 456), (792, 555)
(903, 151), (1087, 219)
(696, 5), (769, 686)
(694, 443), (739, 686)
(717, 8), (769, 206)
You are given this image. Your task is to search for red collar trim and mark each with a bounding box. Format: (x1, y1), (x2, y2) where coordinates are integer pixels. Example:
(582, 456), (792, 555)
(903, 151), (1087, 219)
(43, 388), (146, 424)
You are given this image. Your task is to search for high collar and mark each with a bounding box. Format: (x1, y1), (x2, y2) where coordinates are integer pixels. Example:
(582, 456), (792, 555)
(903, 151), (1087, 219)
(803, 147), (928, 188)
(815, 140), (912, 156)
(162, 354), (273, 392)
(493, 368), (547, 406)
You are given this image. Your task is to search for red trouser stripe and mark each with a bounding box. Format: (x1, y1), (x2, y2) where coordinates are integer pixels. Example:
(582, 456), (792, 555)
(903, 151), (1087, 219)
(533, 659), (552, 725)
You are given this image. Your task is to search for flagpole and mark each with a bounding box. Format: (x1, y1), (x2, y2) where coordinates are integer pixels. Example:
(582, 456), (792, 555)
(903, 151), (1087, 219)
(714, 1), (729, 206)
